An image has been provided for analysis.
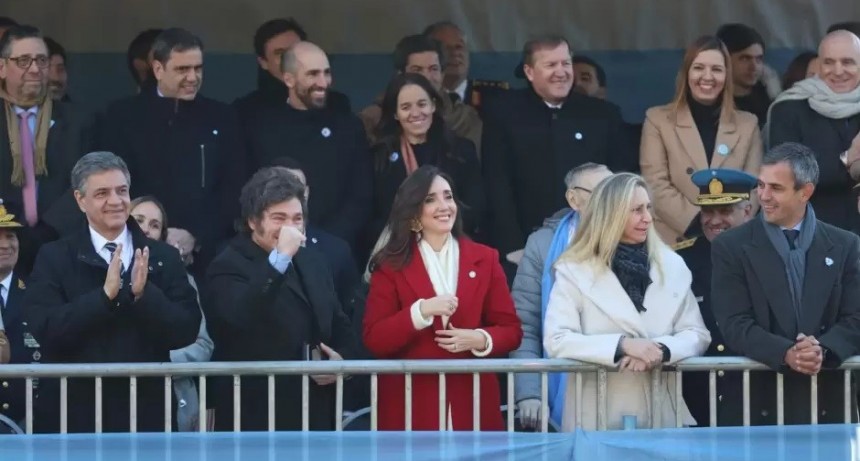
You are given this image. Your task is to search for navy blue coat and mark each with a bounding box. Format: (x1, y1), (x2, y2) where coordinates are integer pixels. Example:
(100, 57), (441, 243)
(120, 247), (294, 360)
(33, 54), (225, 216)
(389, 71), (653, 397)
(0, 273), (42, 426)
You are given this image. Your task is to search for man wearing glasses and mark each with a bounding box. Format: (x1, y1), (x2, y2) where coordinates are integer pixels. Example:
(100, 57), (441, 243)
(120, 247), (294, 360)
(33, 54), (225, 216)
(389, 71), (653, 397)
(0, 25), (95, 276)
(508, 162), (611, 430)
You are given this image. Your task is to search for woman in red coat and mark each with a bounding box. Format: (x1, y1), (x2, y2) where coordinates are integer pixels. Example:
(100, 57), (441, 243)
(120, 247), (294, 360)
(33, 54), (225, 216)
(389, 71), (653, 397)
(364, 165), (522, 431)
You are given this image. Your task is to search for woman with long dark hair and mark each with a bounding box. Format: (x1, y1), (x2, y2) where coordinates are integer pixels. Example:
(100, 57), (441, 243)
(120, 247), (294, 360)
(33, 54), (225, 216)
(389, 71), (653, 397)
(363, 165), (521, 430)
(365, 73), (485, 251)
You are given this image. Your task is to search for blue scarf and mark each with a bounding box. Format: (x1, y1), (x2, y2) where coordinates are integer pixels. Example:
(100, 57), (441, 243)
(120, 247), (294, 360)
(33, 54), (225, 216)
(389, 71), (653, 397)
(541, 210), (577, 427)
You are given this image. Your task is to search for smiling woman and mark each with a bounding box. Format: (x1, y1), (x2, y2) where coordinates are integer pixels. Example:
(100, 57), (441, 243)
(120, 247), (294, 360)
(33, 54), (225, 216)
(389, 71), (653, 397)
(640, 35), (763, 245)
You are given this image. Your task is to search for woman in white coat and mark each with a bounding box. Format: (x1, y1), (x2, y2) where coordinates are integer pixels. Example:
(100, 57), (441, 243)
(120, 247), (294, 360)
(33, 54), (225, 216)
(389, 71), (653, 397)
(543, 173), (710, 431)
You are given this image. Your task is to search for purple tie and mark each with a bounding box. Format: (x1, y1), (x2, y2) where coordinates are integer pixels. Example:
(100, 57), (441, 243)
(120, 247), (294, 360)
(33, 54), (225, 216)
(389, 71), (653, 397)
(18, 111), (37, 226)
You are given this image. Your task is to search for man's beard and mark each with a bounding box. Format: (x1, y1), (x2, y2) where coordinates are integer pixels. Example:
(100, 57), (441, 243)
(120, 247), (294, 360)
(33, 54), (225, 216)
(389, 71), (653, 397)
(298, 86), (328, 110)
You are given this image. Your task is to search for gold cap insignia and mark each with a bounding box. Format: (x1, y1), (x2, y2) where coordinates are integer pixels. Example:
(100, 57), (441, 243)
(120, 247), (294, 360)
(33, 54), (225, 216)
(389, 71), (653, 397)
(708, 178), (724, 195)
(0, 199), (24, 229)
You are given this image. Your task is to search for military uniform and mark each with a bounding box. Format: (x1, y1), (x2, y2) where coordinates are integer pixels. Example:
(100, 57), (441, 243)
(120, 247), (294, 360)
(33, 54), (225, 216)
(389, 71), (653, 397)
(674, 168), (758, 427)
(463, 79), (509, 118)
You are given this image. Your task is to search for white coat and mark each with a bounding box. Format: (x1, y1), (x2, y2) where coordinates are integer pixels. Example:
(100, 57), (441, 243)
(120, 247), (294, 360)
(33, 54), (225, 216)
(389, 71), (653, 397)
(543, 246), (710, 431)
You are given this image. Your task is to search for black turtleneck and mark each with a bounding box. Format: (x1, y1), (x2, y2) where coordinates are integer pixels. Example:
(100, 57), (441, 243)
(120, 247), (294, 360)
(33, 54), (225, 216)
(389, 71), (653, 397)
(688, 96), (721, 164)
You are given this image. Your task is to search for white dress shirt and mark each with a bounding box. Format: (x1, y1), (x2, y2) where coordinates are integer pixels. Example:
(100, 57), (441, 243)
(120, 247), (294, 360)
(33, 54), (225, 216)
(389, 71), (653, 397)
(89, 225), (133, 272)
(451, 79), (468, 103)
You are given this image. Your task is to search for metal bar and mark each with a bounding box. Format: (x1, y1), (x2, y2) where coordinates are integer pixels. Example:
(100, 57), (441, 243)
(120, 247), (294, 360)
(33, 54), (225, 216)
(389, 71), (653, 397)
(301, 374), (310, 431)
(233, 375), (241, 432)
(743, 370), (750, 426)
(438, 372), (446, 430)
(845, 370), (852, 424)
(60, 376), (68, 434)
(268, 374), (276, 432)
(540, 372), (549, 433)
(777, 373), (784, 425)
(129, 376), (137, 433)
(95, 376), (103, 433)
(472, 373), (481, 431)
(597, 368), (608, 431)
(650, 369), (659, 429)
(575, 372), (583, 428)
(404, 373), (412, 431)
(25, 377), (33, 434)
(164, 376), (172, 433)
(675, 371), (683, 428)
(198, 375), (207, 433)
(506, 372), (514, 432)
(335, 374), (344, 431)
(370, 373), (378, 431)
(709, 370), (717, 428)
(810, 374), (818, 425)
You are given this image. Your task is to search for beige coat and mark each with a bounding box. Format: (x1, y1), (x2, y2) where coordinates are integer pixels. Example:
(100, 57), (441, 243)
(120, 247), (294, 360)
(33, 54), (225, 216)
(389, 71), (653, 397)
(640, 104), (762, 244)
(543, 246), (710, 431)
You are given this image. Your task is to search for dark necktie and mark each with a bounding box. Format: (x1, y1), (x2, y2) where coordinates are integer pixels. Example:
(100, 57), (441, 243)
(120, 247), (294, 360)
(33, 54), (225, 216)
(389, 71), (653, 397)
(0, 286), (5, 310)
(448, 92), (461, 104)
(104, 242), (125, 272)
(783, 229), (800, 250)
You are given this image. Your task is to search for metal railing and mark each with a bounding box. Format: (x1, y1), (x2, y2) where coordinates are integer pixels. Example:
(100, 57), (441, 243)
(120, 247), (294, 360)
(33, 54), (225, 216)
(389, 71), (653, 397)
(0, 356), (857, 434)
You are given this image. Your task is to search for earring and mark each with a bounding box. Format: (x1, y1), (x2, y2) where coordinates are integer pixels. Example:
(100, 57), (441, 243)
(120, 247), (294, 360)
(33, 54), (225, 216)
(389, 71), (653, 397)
(410, 218), (423, 233)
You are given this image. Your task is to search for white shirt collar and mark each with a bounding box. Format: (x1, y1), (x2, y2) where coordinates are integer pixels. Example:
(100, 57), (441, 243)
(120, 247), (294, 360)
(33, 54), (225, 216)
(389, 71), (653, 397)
(452, 80), (468, 102)
(544, 101), (564, 109)
(89, 225), (133, 268)
(13, 106), (39, 116)
(0, 271), (12, 305)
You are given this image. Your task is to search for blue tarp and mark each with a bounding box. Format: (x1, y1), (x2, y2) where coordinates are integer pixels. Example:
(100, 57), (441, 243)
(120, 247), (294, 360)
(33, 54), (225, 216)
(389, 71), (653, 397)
(1, 425), (858, 460)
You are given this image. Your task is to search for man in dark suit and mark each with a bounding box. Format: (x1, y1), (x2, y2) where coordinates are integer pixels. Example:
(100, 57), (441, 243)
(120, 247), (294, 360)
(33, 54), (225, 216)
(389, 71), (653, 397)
(674, 168), (756, 426)
(423, 21), (509, 118)
(482, 35), (633, 268)
(101, 28), (246, 280)
(24, 151), (201, 433)
(712, 142), (860, 425)
(0, 200), (41, 433)
(0, 25), (95, 276)
(203, 166), (357, 431)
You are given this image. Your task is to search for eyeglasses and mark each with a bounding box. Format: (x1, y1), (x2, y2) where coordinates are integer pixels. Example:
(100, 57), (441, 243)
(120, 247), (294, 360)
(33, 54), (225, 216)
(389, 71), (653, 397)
(5, 55), (50, 70)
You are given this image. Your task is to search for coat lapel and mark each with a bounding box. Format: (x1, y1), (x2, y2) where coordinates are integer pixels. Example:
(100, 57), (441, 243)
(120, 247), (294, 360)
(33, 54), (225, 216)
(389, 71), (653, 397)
(799, 226), (839, 334)
(570, 263), (649, 338)
(402, 243), (438, 306)
(742, 221), (798, 336)
(710, 117), (740, 168)
(452, 239), (482, 329)
(674, 107), (709, 171)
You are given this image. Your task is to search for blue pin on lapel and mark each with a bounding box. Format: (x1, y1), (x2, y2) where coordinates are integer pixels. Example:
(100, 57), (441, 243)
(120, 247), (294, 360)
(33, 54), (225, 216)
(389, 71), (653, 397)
(717, 144), (730, 156)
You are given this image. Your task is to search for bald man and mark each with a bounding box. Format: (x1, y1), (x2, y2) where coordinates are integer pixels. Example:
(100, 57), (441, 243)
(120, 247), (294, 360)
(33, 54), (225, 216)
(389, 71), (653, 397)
(767, 30), (860, 231)
(243, 41), (372, 248)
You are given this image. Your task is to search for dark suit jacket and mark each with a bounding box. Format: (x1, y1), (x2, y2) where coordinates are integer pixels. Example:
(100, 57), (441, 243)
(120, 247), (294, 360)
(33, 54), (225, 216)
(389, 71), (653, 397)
(0, 101), (95, 276)
(24, 219), (201, 433)
(0, 272), (41, 424)
(769, 100), (860, 231)
(711, 216), (860, 424)
(306, 226), (359, 315)
(203, 234), (359, 431)
(481, 87), (633, 256)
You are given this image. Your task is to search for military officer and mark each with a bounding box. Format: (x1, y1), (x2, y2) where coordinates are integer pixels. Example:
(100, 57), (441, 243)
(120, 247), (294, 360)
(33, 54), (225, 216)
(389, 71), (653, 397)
(674, 168), (757, 426)
(0, 199), (41, 433)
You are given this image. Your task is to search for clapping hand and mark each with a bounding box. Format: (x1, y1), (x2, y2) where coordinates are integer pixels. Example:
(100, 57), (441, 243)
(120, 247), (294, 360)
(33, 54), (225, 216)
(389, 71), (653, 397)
(103, 243), (123, 300)
(131, 247), (150, 300)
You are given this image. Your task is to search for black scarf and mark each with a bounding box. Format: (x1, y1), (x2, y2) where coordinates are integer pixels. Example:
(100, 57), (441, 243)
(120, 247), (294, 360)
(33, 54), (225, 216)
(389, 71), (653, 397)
(611, 243), (652, 313)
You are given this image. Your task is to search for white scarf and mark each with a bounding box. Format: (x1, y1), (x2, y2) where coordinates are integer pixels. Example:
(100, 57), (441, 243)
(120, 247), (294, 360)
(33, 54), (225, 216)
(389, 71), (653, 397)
(418, 235), (459, 328)
(765, 77), (860, 147)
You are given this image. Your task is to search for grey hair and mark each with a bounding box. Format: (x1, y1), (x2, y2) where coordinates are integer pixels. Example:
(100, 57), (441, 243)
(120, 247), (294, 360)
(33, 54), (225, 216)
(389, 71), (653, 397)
(422, 21), (467, 45)
(239, 166), (307, 233)
(71, 151), (131, 195)
(564, 162), (609, 189)
(761, 142), (819, 189)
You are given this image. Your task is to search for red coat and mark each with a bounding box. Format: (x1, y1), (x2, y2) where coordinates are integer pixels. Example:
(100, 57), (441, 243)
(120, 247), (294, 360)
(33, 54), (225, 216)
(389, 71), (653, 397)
(363, 238), (522, 431)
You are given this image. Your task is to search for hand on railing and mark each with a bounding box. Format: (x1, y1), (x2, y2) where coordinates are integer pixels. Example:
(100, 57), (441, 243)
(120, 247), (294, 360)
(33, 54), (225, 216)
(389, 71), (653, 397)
(618, 356), (652, 372)
(516, 398), (542, 429)
(620, 338), (663, 368)
(785, 334), (823, 376)
(310, 343), (344, 386)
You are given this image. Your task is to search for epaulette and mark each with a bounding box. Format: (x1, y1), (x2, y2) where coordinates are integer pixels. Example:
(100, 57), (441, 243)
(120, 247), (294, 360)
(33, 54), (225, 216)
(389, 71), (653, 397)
(472, 79), (510, 90)
(671, 237), (697, 251)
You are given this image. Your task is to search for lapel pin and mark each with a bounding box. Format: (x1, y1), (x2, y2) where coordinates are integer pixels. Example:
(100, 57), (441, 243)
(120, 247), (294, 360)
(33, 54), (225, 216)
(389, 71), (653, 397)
(717, 144), (730, 156)
(389, 152), (399, 162)
(468, 270), (476, 278)
(212, 129), (219, 136)
(321, 127), (331, 138)
(311, 237), (318, 244)
(825, 257), (833, 266)
(574, 132), (583, 140)
(50, 119), (56, 128)
(18, 279), (25, 289)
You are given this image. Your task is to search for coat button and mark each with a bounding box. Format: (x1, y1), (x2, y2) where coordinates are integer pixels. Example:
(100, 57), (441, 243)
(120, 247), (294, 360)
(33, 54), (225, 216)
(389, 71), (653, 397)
(717, 344), (725, 352)
(686, 167), (694, 174)
(1, 403), (8, 410)
(717, 370), (725, 377)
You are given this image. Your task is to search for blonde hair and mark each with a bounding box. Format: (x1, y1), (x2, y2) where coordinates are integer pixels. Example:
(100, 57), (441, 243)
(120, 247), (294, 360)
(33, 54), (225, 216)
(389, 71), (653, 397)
(558, 173), (666, 281)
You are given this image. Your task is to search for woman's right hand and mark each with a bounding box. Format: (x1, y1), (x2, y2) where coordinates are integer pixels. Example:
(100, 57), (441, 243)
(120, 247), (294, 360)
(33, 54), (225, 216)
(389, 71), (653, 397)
(621, 338), (663, 366)
(419, 295), (459, 318)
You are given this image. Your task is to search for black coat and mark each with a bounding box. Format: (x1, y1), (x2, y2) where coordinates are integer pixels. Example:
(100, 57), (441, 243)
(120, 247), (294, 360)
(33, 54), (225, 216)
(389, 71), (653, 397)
(24, 220), (201, 433)
(100, 92), (247, 277)
(676, 236), (744, 426)
(711, 216), (860, 424)
(481, 88), (635, 256)
(0, 272), (42, 425)
(233, 71), (352, 123)
(243, 104), (372, 247)
(306, 225), (359, 314)
(203, 234), (359, 431)
(366, 135), (486, 249)
(0, 102), (96, 277)
(769, 100), (860, 231)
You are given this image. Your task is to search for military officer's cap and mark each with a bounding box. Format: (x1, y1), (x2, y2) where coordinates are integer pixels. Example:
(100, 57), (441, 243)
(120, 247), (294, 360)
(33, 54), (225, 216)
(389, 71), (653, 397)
(691, 169), (757, 206)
